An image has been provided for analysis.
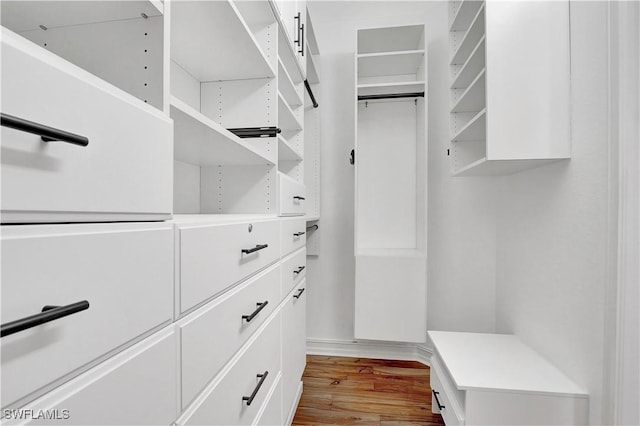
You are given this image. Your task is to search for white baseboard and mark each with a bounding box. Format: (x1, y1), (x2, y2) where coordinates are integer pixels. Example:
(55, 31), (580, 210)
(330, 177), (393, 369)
(285, 381), (303, 426)
(307, 338), (433, 366)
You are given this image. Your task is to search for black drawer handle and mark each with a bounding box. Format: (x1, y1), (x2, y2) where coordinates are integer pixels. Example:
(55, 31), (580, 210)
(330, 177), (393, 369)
(294, 266), (305, 275)
(299, 23), (305, 56)
(432, 389), (445, 410)
(293, 231), (306, 237)
(242, 244), (268, 254)
(294, 12), (301, 46)
(243, 371), (269, 406)
(242, 301), (268, 322)
(293, 196), (305, 201)
(1, 113), (89, 147)
(1, 300), (90, 338)
(293, 288), (305, 299)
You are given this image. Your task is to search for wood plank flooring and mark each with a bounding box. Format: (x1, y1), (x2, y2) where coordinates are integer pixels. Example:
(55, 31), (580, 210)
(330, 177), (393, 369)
(292, 355), (446, 426)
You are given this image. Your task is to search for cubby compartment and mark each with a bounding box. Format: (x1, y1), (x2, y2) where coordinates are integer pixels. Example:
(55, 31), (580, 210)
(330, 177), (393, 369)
(1, 1), (165, 111)
(170, 0), (279, 215)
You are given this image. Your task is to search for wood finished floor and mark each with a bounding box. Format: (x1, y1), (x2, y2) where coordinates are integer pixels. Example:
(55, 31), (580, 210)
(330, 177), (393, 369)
(292, 355), (446, 426)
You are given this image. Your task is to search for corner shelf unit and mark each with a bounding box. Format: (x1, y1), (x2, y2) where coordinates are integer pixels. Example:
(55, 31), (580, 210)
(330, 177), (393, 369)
(448, 0), (571, 176)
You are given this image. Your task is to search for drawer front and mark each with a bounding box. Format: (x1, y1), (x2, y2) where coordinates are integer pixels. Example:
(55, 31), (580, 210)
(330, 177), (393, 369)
(281, 247), (307, 295)
(1, 28), (172, 223)
(431, 357), (465, 426)
(179, 219), (280, 313)
(4, 327), (178, 426)
(278, 175), (306, 216)
(180, 264), (281, 408)
(282, 280), (307, 421)
(181, 313), (282, 426)
(0, 223), (173, 408)
(280, 218), (307, 257)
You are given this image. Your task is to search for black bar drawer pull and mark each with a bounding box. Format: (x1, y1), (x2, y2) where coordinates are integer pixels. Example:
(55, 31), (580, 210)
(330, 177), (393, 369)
(1, 113), (89, 147)
(293, 288), (305, 299)
(1, 300), (90, 338)
(299, 23), (305, 56)
(293, 231), (306, 237)
(432, 390), (445, 410)
(242, 301), (268, 322)
(294, 12), (301, 45)
(294, 266), (305, 275)
(293, 196), (305, 201)
(242, 244), (268, 254)
(243, 371), (269, 406)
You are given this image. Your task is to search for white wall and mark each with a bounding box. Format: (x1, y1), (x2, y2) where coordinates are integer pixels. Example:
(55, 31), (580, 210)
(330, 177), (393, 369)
(494, 3), (611, 423)
(306, 1), (498, 343)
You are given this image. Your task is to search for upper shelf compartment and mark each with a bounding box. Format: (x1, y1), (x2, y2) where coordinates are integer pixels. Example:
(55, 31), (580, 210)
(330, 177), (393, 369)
(357, 50), (425, 85)
(357, 24), (424, 54)
(171, 0), (275, 82)
(1, 0), (165, 111)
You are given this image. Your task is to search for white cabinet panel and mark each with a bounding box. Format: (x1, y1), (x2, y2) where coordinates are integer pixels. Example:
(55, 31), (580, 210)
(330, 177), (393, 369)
(0, 28), (172, 223)
(177, 218), (280, 313)
(179, 264), (281, 408)
(4, 327), (178, 426)
(282, 280), (307, 422)
(1, 222), (173, 408)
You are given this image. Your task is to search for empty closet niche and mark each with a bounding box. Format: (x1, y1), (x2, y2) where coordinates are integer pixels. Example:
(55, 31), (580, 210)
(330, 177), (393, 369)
(171, 0), (278, 215)
(354, 24), (427, 344)
(1, 1), (165, 110)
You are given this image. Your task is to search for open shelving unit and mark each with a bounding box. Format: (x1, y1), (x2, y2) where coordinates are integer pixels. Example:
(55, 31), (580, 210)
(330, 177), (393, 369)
(354, 23), (428, 343)
(1, 0), (166, 111)
(170, 0), (278, 215)
(448, 0), (571, 176)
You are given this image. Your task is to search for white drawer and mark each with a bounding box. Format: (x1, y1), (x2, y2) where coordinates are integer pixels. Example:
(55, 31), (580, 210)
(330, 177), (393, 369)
(280, 217), (307, 257)
(177, 219), (280, 313)
(0, 222), (173, 408)
(282, 280), (307, 423)
(180, 313), (282, 426)
(281, 248), (306, 295)
(179, 264), (281, 408)
(431, 356), (466, 426)
(0, 28), (172, 223)
(278, 174), (306, 216)
(3, 327), (178, 426)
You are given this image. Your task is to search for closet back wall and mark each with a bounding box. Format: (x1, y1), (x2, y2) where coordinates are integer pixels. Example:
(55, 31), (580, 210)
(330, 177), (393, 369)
(306, 1), (498, 344)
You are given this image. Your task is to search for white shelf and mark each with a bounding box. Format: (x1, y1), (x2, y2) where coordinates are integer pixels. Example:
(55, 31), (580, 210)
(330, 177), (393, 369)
(451, 36), (485, 89)
(429, 331), (588, 396)
(306, 12), (320, 56)
(358, 25), (424, 54)
(173, 213), (279, 226)
(357, 248), (426, 258)
(306, 48), (320, 84)
(450, 0), (484, 32)
(450, 5), (484, 65)
(1, 1), (162, 31)
(278, 59), (303, 108)
(306, 216), (320, 222)
(171, 96), (274, 167)
(278, 135), (303, 162)
(358, 50), (425, 79)
(171, 0), (274, 82)
(357, 81), (425, 97)
(451, 69), (485, 113)
(278, 93), (303, 132)
(453, 156), (487, 175)
(452, 109), (486, 142)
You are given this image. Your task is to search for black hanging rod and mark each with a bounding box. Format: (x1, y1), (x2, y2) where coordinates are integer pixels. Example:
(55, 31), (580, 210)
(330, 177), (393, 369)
(228, 127), (281, 138)
(304, 80), (319, 108)
(306, 224), (318, 231)
(1, 112), (89, 147)
(357, 92), (425, 101)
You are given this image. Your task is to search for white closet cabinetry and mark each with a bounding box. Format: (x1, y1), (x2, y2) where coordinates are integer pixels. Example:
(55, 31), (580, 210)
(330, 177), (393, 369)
(429, 331), (589, 425)
(448, 0), (571, 175)
(354, 25), (428, 343)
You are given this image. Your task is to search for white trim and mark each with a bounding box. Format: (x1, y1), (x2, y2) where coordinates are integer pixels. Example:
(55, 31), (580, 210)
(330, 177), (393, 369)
(306, 339), (433, 366)
(284, 381), (303, 426)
